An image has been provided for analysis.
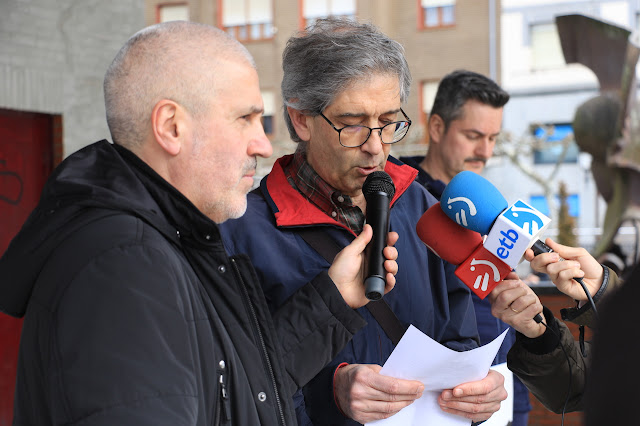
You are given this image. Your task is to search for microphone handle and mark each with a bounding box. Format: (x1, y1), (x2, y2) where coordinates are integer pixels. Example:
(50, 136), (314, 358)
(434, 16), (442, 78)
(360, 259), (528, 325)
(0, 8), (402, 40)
(364, 192), (391, 301)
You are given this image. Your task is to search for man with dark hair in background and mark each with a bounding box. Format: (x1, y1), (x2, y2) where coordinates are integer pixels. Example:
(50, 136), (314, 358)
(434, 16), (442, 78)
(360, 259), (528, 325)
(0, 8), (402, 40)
(221, 19), (507, 426)
(399, 70), (532, 425)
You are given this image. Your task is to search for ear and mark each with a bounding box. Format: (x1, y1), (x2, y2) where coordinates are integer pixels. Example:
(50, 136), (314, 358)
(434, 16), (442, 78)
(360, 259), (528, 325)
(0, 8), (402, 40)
(428, 113), (445, 145)
(151, 99), (183, 156)
(287, 106), (312, 142)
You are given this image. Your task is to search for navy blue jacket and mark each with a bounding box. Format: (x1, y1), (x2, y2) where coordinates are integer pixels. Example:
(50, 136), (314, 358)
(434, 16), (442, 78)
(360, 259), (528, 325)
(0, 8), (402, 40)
(400, 155), (532, 417)
(221, 154), (480, 425)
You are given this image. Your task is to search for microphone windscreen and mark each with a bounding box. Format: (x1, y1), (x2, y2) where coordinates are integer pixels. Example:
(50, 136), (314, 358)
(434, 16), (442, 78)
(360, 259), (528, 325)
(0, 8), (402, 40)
(440, 171), (508, 235)
(363, 171), (395, 199)
(416, 202), (483, 265)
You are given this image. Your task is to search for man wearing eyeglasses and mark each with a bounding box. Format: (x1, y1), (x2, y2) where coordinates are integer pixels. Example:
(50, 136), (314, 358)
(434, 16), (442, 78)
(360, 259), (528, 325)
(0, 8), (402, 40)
(220, 17), (506, 426)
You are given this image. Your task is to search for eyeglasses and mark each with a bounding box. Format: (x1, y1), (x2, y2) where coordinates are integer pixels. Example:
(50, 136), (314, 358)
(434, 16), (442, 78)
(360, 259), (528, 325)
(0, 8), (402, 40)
(318, 108), (412, 148)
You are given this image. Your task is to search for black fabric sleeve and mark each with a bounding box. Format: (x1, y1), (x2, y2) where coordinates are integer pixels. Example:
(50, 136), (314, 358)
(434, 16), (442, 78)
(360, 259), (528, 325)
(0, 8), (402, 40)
(271, 270), (366, 393)
(516, 307), (561, 355)
(507, 308), (588, 414)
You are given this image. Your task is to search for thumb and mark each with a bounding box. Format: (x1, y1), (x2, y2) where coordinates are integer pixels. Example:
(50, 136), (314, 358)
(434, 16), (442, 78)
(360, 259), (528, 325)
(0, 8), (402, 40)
(347, 224), (372, 255)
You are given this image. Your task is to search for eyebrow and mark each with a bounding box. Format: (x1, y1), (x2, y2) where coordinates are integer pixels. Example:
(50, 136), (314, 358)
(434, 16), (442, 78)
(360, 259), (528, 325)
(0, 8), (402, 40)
(244, 105), (264, 116)
(463, 128), (501, 137)
(334, 108), (402, 119)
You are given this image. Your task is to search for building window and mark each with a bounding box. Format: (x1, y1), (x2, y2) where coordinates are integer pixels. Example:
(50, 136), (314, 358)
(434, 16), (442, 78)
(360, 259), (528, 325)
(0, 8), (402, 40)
(530, 194), (579, 217)
(532, 123), (579, 164)
(530, 23), (565, 70)
(221, 0), (274, 42)
(302, 0), (355, 27)
(302, 0), (356, 27)
(261, 90), (275, 136)
(157, 3), (189, 23)
(420, 0), (455, 29)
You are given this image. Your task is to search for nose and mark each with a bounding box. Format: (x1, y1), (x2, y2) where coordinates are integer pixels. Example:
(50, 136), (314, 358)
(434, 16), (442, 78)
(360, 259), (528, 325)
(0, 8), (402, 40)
(249, 123), (273, 159)
(360, 128), (384, 155)
(475, 137), (494, 159)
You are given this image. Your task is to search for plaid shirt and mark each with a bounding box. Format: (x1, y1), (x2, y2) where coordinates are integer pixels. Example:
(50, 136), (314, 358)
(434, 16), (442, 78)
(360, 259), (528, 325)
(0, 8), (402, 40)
(283, 150), (365, 234)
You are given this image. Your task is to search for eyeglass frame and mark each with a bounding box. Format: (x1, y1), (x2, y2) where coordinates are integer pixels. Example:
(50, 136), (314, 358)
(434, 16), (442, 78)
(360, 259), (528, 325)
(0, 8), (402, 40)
(317, 108), (412, 148)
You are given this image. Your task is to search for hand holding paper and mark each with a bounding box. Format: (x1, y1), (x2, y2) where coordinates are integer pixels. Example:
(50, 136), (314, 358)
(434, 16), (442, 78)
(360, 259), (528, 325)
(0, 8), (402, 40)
(333, 364), (425, 424)
(366, 326), (509, 426)
(438, 369), (506, 422)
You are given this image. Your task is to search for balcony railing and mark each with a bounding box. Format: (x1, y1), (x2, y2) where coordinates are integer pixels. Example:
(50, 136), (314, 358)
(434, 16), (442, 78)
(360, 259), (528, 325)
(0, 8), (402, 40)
(224, 22), (274, 42)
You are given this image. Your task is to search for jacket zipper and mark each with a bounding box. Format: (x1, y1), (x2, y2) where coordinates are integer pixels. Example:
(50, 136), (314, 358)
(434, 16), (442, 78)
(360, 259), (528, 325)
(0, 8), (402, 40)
(214, 363), (230, 426)
(231, 258), (287, 426)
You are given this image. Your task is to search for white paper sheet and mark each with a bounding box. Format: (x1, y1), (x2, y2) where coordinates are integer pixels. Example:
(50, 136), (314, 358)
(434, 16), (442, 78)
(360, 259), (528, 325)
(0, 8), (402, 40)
(482, 363), (513, 426)
(366, 326), (509, 426)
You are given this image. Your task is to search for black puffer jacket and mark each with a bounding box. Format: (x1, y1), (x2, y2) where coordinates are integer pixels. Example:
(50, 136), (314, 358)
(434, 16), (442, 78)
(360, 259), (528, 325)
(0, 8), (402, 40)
(0, 140), (365, 425)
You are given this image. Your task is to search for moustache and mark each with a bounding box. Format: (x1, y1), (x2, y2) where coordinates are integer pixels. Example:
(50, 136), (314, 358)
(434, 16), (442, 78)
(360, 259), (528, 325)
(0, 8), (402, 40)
(242, 157), (258, 176)
(465, 157), (487, 165)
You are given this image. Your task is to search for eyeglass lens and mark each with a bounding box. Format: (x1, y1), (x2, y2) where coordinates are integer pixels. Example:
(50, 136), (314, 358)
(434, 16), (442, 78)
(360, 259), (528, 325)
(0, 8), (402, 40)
(340, 121), (410, 147)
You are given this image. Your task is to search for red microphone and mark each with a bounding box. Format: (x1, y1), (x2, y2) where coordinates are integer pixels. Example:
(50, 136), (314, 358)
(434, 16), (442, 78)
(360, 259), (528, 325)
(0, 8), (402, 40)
(417, 203), (511, 299)
(417, 202), (483, 264)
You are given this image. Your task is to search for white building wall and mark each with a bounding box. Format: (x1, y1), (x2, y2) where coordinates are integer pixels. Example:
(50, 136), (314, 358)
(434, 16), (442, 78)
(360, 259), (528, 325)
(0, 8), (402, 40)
(0, 0), (144, 156)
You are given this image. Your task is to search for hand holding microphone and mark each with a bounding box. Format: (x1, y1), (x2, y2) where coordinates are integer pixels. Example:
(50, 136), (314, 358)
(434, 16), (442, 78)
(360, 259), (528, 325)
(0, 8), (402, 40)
(489, 273), (546, 338)
(525, 238), (605, 304)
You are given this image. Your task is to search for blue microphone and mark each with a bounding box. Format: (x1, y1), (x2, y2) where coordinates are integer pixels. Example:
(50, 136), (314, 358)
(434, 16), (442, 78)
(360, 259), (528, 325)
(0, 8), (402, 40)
(440, 171), (552, 269)
(440, 171), (508, 236)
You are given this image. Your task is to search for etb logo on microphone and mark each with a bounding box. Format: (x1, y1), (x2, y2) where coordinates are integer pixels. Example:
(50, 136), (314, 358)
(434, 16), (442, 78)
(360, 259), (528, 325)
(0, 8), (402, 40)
(455, 245), (511, 299)
(484, 200), (551, 269)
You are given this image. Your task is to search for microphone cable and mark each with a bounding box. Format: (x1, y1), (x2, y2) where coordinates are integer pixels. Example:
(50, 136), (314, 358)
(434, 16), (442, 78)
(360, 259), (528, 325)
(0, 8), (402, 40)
(574, 276), (597, 316)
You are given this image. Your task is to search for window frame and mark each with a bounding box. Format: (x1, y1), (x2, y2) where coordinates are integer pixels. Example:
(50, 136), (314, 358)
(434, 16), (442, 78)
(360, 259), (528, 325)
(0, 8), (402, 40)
(156, 2), (189, 23)
(261, 90), (276, 137)
(418, 0), (456, 30)
(217, 0), (275, 42)
(299, 0), (356, 29)
(529, 22), (565, 71)
(531, 123), (579, 165)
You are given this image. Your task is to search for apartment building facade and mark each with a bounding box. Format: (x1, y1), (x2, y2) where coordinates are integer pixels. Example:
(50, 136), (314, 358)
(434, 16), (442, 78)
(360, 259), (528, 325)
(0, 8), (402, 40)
(145, 0), (501, 175)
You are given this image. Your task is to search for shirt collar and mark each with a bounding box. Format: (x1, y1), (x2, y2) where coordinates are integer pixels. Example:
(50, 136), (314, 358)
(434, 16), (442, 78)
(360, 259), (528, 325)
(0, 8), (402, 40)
(283, 149), (364, 233)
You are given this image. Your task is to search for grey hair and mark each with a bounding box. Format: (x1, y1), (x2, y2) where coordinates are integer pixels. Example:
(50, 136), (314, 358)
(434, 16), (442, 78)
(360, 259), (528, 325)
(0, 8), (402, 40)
(104, 21), (255, 149)
(281, 17), (411, 143)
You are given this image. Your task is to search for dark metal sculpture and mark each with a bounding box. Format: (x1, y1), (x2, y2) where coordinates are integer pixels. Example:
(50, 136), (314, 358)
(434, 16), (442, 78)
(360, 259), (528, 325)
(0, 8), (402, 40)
(556, 13), (640, 268)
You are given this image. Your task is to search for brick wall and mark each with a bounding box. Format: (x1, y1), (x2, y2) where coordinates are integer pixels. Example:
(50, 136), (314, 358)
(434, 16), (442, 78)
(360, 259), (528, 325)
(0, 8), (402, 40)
(526, 288), (590, 426)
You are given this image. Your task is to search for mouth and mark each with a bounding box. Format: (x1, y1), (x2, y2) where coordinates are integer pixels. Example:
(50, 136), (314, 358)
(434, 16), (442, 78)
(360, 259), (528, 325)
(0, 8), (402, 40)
(358, 165), (381, 175)
(242, 158), (258, 179)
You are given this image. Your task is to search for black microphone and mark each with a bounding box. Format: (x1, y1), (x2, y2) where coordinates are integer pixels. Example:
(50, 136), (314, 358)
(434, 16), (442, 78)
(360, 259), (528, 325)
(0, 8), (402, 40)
(362, 171), (395, 301)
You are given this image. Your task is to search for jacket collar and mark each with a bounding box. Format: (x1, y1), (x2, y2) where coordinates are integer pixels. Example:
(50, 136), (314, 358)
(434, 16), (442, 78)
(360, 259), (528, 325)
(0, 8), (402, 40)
(262, 154), (417, 232)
